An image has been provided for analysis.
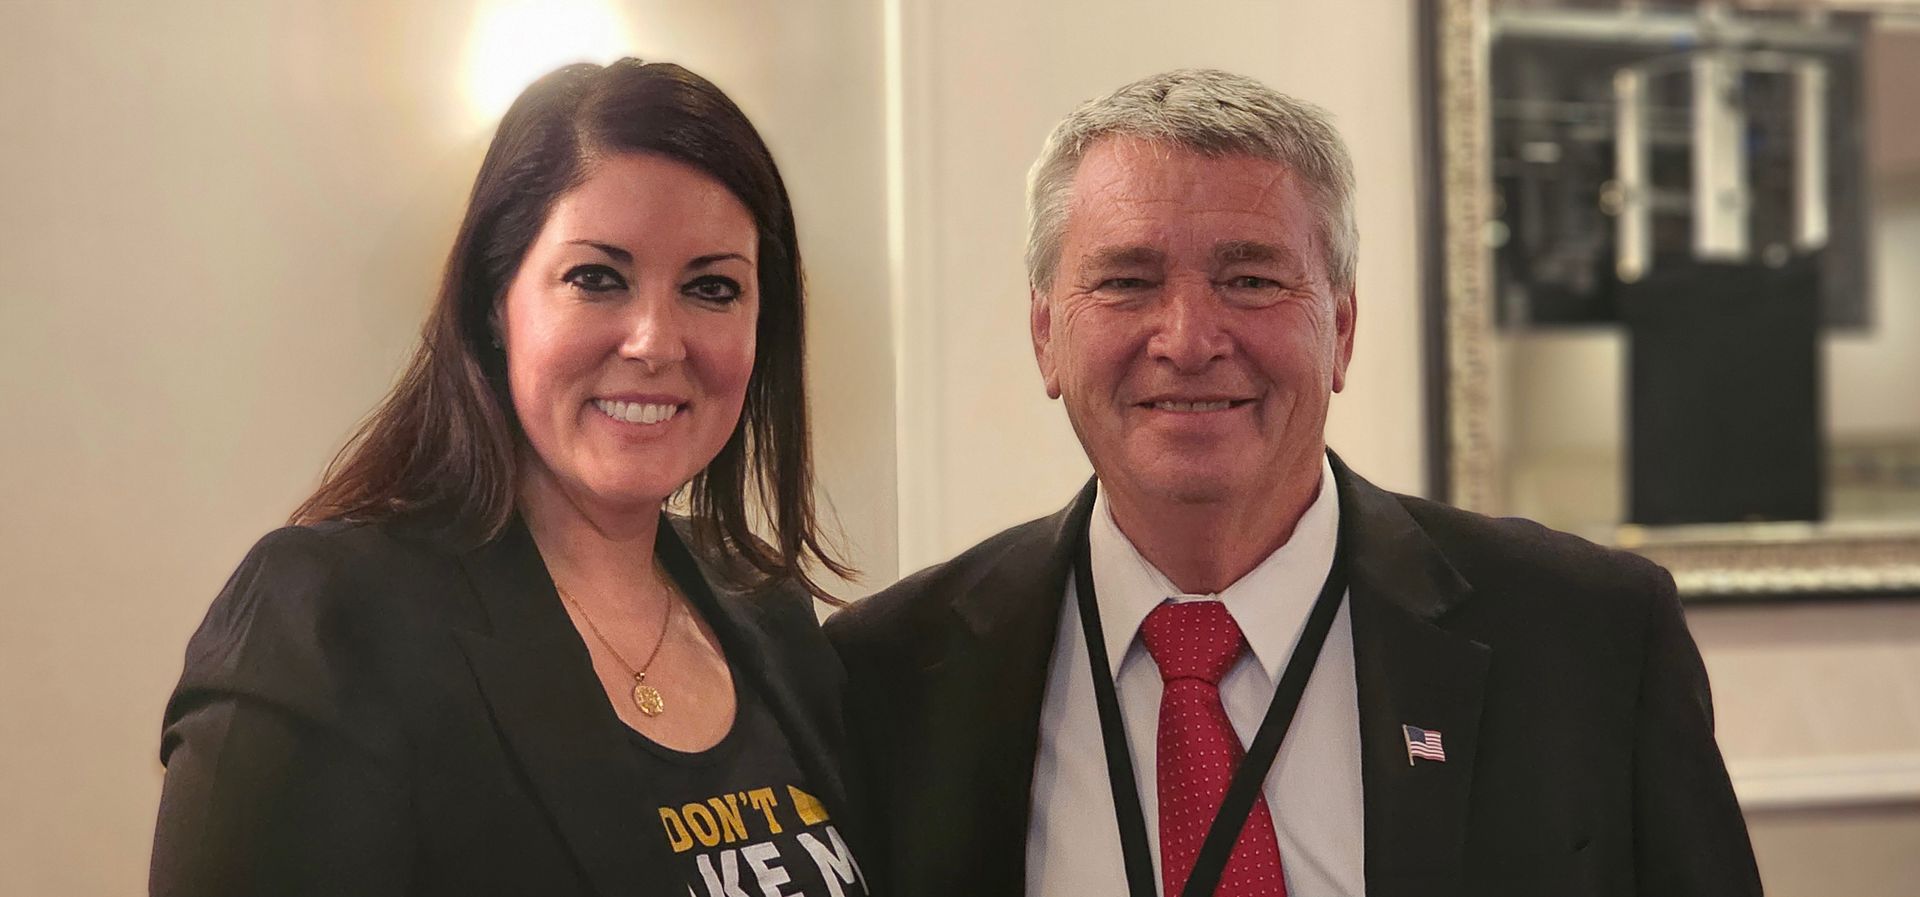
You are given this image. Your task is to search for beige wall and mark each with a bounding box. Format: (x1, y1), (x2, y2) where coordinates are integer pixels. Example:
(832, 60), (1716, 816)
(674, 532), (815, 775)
(1, 5), (465, 892)
(1690, 601), (1920, 897)
(2, 1), (1915, 895)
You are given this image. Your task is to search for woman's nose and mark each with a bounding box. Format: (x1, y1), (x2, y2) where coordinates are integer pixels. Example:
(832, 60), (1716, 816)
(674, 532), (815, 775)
(618, 290), (689, 372)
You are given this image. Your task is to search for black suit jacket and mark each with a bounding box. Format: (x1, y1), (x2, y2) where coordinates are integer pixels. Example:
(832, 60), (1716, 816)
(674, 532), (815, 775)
(153, 515), (870, 897)
(824, 454), (1760, 897)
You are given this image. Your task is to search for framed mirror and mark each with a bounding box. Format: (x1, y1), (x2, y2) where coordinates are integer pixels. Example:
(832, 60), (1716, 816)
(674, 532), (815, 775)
(1422, 0), (1920, 598)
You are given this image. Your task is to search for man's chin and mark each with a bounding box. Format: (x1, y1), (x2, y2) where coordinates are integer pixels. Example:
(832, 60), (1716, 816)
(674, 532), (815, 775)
(1127, 469), (1241, 508)
(1096, 448), (1270, 508)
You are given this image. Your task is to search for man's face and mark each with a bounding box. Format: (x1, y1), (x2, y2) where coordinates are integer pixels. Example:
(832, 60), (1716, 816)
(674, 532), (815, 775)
(1032, 136), (1355, 512)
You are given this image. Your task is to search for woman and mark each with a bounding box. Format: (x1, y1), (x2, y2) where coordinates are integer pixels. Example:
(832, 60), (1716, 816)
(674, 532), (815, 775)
(151, 59), (871, 897)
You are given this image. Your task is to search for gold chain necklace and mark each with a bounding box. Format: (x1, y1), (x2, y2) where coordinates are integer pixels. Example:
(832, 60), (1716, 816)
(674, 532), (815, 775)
(556, 583), (674, 717)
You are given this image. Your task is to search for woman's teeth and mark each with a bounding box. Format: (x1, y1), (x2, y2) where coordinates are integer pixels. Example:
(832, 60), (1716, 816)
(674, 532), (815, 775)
(594, 399), (680, 424)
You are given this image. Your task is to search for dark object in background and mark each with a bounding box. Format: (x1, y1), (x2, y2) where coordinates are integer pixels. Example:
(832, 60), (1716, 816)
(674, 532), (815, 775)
(1622, 256), (1826, 525)
(1487, 21), (1872, 332)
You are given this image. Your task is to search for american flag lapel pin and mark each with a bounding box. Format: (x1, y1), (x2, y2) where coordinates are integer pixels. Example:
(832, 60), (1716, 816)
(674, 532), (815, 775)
(1403, 724), (1447, 765)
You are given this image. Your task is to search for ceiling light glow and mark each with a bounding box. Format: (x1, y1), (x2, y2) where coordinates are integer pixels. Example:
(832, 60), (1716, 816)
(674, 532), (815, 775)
(464, 0), (631, 128)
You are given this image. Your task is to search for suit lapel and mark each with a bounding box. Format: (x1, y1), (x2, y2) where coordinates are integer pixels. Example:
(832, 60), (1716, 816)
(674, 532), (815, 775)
(1331, 455), (1489, 897)
(452, 517), (666, 897)
(918, 482), (1095, 896)
(893, 463), (1488, 895)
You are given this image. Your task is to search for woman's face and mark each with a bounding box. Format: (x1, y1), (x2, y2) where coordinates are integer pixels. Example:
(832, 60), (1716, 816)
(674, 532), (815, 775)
(498, 152), (760, 519)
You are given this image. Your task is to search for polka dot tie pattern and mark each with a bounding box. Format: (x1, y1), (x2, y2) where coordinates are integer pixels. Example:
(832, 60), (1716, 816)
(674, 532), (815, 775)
(1139, 600), (1287, 897)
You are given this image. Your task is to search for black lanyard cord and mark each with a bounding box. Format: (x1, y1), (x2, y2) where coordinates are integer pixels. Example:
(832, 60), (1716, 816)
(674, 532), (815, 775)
(1073, 507), (1351, 897)
(1073, 522), (1159, 897)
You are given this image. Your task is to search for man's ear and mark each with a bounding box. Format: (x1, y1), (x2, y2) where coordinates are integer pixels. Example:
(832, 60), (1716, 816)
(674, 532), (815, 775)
(1331, 282), (1357, 394)
(1031, 287), (1062, 399)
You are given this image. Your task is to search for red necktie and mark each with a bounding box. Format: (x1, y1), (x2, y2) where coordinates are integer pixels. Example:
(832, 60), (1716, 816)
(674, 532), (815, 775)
(1139, 600), (1288, 897)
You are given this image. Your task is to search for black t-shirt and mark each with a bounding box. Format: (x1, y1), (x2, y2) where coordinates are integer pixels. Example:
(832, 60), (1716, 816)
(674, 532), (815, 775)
(632, 675), (870, 897)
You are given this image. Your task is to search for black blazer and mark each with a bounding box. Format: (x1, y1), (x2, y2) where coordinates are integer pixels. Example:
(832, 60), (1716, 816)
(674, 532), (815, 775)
(153, 515), (870, 897)
(824, 453), (1760, 897)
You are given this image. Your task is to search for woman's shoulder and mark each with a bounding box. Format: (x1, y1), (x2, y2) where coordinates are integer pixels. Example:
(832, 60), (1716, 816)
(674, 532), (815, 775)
(235, 517), (454, 589)
(165, 520), (460, 776)
(201, 519), (467, 648)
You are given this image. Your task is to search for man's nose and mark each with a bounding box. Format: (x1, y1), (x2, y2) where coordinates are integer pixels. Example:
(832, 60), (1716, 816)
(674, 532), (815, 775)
(1148, 279), (1231, 370)
(618, 289), (689, 372)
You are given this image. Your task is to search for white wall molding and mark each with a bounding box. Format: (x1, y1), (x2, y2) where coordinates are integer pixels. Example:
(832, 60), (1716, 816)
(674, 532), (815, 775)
(1731, 753), (1920, 811)
(883, 0), (947, 574)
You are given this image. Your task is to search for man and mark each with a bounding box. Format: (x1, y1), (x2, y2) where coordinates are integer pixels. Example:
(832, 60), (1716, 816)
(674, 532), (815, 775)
(825, 69), (1760, 897)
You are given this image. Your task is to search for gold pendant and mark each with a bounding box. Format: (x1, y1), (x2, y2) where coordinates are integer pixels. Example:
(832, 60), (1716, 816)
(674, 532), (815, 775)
(632, 678), (666, 717)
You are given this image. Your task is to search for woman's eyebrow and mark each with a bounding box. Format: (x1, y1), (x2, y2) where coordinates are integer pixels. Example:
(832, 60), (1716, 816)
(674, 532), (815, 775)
(565, 239), (632, 263)
(688, 252), (751, 269)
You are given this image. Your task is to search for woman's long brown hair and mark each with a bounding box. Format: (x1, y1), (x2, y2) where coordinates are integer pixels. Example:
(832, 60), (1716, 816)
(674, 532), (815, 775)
(292, 59), (852, 602)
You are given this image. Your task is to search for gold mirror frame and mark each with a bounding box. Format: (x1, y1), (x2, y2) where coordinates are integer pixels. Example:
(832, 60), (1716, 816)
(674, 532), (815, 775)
(1427, 0), (1920, 598)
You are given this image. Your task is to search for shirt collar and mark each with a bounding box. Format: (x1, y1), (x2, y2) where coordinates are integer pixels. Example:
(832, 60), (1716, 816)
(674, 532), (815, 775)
(1088, 455), (1341, 684)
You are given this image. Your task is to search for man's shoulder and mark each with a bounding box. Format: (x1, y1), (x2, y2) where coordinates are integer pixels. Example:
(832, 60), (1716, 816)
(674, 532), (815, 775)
(1384, 489), (1676, 618)
(825, 511), (1063, 660)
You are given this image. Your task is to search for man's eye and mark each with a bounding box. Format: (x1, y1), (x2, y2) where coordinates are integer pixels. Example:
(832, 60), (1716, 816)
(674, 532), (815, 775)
(563, 264), (627, 293)
(1097, 277), (1154, 291)
(1223, 275), (1281, 290)
(684, 275), (742, 303)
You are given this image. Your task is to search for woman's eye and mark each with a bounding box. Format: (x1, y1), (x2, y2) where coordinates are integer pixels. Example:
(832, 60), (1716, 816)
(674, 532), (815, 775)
(683, 275), (742, 303)
(563, 264), (627, 293)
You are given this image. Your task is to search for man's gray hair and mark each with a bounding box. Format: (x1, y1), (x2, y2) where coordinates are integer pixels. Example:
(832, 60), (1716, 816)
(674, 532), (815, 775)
(1024, 68), (1358, 294)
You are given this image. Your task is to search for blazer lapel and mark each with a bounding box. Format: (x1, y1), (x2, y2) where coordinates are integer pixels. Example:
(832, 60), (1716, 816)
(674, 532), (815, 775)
(917, 481), (1096, 895)
(1332, 455), (1490, 897)
(452, 517), (666, 897)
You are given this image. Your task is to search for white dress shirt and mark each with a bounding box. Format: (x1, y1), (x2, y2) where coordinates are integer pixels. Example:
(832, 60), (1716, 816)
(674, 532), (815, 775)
(1025, 458), (1366, 897)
